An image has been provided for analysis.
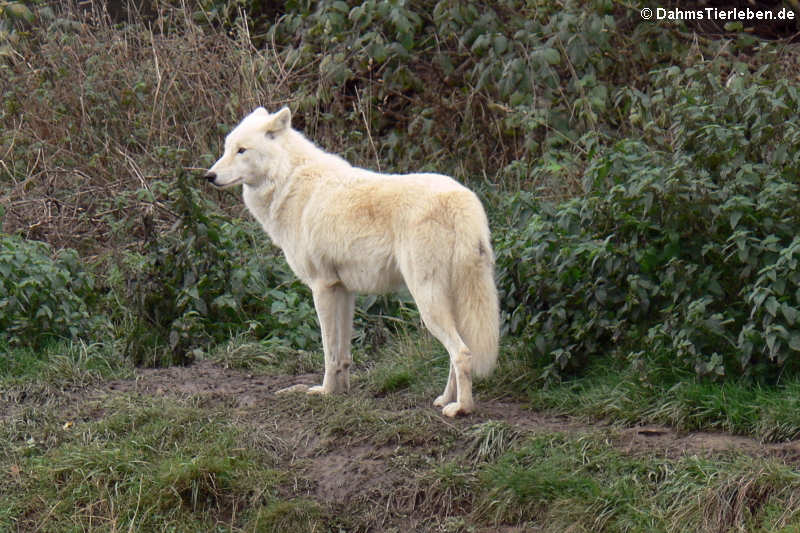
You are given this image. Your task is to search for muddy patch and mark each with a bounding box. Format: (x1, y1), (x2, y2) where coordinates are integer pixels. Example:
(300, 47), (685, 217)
(616, 425), (800, 462)
(101, 359), (319, 408)
(89, 359), (800, 465)
(473, 400), (585, 433)
(303, 445), (403, 503)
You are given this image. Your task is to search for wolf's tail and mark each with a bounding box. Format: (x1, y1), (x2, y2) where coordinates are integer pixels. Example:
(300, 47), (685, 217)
(452, 206), (500, 378)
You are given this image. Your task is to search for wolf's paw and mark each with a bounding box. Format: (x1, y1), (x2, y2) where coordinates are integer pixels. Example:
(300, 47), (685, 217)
(441, 402), (473, 418)
(307, 385), (332, 395)
(433, 394), (453, 408)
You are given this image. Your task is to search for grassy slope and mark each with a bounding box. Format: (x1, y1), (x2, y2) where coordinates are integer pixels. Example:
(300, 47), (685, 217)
(3, 340), (800, 532)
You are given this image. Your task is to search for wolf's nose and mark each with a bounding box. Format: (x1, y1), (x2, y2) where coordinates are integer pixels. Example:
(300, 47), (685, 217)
(204, 172), (217, 183)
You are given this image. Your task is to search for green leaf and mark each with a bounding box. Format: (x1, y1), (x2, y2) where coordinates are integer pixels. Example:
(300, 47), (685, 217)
(730, 211), (742, 229)
(541, 47), (560, 65)
(470, 33), (490, 55)
(790, 334), (800, 352)
(766, 333), (778, 354)
(493, 34), (508, 55)
(765, 297), (779, 318)
(331, 1), (349, 13)
(369, 42), (388, 63)
(782, 305), (798, 326)
(5, 2), (35, 23)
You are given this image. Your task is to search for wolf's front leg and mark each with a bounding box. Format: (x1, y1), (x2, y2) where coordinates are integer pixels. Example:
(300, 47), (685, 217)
(308, 282), (355, 394)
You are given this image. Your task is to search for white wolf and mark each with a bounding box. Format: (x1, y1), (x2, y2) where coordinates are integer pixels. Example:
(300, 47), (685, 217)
(204, 107), (499, 417)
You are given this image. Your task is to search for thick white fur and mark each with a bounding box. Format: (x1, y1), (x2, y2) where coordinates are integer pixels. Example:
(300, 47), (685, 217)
(206, 107), (499, 416)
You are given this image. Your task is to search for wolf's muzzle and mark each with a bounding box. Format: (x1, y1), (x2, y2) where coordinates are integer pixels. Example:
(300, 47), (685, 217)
(204, 172), (217, 185)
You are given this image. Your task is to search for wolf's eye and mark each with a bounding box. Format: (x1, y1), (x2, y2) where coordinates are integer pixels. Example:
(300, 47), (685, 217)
(237, 147), (246, 154)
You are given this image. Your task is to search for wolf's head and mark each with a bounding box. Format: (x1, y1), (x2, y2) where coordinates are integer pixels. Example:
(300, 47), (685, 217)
(204, 107), (292, 188)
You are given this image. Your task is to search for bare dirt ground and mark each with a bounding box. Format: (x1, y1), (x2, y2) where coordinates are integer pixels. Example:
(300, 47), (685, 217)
(95, 360), (800, 505)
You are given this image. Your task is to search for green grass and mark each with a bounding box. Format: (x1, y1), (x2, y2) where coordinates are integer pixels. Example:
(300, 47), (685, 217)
(0, 340), (127, 381)
(361, 332), (449, 398)
(422, 432), (800, 532)
(244, 499), (325, 532)
(0, 340), (131, 418)
(210, 336), (324, 375)
(1, 396), (285, 531)
(464, 421), (524, 465)
(525, 358), (800, 442)
(213, 332), (800, 444)
(212, 331), (449, 400)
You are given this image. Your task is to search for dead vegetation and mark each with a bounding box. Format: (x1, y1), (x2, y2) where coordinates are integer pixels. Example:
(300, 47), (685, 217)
(1, 2), (284, 252)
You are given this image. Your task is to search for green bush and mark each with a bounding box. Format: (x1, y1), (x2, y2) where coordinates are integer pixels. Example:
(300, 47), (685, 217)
(496, 63), (800, 381)
(261, 0), (675, 185)
(118, 173), (320, 366)
(0, 234), (97, 348)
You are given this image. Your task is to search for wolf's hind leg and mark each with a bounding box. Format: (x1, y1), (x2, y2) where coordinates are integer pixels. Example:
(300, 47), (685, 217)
(410, 285), (474, 417)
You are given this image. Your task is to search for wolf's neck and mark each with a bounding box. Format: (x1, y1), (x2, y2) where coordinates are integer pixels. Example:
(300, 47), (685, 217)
(285, 129), (350, 173)
(243, 182), (275, 223)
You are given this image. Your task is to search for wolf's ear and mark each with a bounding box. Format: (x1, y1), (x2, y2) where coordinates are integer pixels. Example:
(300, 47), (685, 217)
(268, 107), (291, 133)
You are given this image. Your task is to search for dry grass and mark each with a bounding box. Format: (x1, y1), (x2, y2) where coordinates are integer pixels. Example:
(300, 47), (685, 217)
(1, 1), (295, 252)
(0, 0), (559, 256)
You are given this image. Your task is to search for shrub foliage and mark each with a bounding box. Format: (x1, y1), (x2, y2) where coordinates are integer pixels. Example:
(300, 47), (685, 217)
(0, 234), (96, 348)
(496, 63), (800, 380)
(117, 174), (319, 366)
(2, 1), (800, 379)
